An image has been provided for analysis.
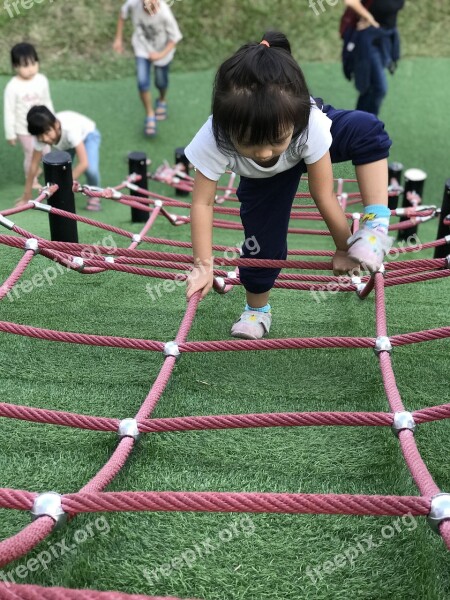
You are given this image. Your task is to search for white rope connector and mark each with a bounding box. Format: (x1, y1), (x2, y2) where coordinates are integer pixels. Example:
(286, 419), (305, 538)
(117, 418), (140, 441)
(391, 411), (416, 437)
(24, 238), (39, 254)
(214, 277), (226, 293)
(374, 336), (392, 355)
(72, 257), (84, 270)
(0, 215), (15, 230)
(109, 188), (123, 200)
(164, 341), (180, 360)
(427, 493), (450, 534)
(28, 200), (51, 212)
(31, 492), (67, 528)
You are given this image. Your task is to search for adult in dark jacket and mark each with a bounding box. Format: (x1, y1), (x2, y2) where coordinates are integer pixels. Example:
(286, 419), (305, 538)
(344, 0), (405, 115)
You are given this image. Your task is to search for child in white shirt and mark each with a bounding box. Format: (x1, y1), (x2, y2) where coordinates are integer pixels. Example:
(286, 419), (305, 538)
(3, 43), (54, 189)
(17, 106), (102, 211)
(113, 0), (182, 137)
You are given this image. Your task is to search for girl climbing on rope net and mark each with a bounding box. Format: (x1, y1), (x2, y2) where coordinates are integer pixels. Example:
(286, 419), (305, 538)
(185, 30), (394, 340)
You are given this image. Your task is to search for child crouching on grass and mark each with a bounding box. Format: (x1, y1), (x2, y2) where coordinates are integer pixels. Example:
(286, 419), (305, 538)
(17, 106), (102, 211)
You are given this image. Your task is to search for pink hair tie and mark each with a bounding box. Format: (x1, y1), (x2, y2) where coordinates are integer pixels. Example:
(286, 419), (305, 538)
(260, 40), (270, 47)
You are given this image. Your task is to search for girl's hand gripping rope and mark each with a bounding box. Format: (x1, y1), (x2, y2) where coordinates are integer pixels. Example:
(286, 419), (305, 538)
(332, 249), (361, 277)
(186, 263), (214, 300)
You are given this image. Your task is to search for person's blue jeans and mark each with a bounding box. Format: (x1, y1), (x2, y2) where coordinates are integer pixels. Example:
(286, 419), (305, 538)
(356, 43), (388, 116)
(135, 57), (170, 93)
(84, 129), (101, 187)
(67, 129), (101, 187)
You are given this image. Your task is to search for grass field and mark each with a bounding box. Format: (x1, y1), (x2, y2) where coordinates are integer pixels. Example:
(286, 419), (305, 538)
(0, 54), (450, 600)
(0, 0), (449, 79)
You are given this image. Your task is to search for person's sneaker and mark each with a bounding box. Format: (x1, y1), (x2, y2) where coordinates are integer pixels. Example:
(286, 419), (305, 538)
(230, 309), (272, 340)
(347, 228), (393, 272)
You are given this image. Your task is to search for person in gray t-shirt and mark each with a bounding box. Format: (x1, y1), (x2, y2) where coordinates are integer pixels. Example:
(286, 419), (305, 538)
(113, 0), (182, 137)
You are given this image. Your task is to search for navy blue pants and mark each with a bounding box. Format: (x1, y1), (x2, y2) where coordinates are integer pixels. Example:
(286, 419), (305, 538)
(237, 105), (391, 294)
(355, 44), (388, 116)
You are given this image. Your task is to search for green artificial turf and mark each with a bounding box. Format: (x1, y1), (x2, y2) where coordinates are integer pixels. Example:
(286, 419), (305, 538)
(0, 59), (449, 600)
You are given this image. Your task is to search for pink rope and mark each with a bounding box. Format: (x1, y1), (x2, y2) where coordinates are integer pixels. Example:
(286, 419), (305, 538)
(0, 402), (118, 431)
(398, 431), (440, 497)
(137, 411), (392, 432)
(413, 404), (450, 423)
(0, 518), (54, 568)
(60, 491), (430, 517)
(0, 251), (36, 300)
(0, 321), (449, 354)
(0, 583), (190, 600)
(0, 171), (449, 597)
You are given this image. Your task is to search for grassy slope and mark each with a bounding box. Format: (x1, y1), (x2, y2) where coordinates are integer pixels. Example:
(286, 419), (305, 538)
(0, 0), (449, 79)
(0, 57), (449, 599)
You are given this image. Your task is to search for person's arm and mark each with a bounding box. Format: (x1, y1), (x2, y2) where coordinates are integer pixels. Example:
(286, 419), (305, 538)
(113, 13), (125, 53)
(149, 40), (176, 62)
(4, 85), (17, 145)
(307, 153), (360, 275)
(72, 141), (89, 181)
(42, 76), (55, 114)
(18, 149), (43, 204)
(186, 170), (217, 299)
(344, 0), (379, 28)
(150, 9), (182, 61)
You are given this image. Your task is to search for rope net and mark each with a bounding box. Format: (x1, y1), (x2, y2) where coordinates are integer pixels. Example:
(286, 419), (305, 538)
(0, 165), (449, 599)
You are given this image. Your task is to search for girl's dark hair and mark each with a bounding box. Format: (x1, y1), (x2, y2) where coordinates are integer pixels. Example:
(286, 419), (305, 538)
(212, 31), (311, 153)
(27, 105), (56, 136)
(11, 42), (39, 68)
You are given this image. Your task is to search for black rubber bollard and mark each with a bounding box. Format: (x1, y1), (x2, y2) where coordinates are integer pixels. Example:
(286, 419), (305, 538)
(43, 151), (78, 242)
(397, 168), (427, 242)
(433, 179), (450, 259)
(388, 161), (403, 211)
(128, 152), (148, 222)
(174, 147), (190, 197)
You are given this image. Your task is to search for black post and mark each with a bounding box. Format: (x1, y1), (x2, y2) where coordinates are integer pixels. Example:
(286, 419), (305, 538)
(43, 151), (78, 242)
(397, 168), (427, 242)
(128, 151), (148, 222)
(433, 179), (450, 259)
(174, 147), (190, 197)
(388, 161), (403, 211)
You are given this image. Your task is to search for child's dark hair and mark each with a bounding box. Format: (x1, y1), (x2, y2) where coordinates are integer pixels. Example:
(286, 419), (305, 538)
(27, 105), (56, 136)
(212, 31), (311, 152)
(11, 42), (39, 68)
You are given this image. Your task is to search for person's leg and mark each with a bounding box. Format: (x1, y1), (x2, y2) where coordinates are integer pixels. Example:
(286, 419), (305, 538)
(356, 45), (388, 116)
(83, 130), (102, 210)
(17, 134), (41, 188)
(231, 163), (304, 339)
(154, 64), (170, 120)
(324, 104), (393, 269)
(136, 56), (156, 136)
(83, 130), (101, 186)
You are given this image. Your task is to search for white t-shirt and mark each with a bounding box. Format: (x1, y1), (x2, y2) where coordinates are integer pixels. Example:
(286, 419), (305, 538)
(184, 103), (333, 181)
(33, 111), (96, 152)
(3, 73), (54, 139)
(120, 0), (183, 66)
